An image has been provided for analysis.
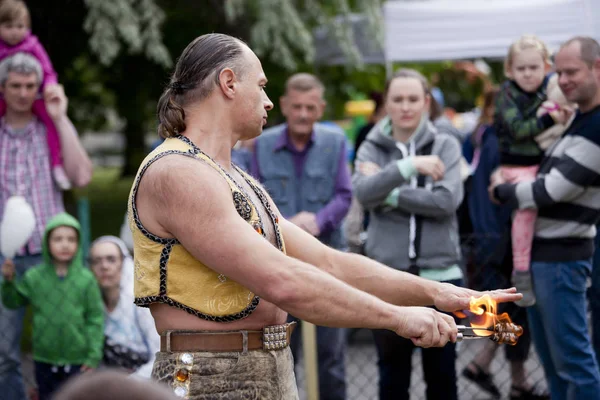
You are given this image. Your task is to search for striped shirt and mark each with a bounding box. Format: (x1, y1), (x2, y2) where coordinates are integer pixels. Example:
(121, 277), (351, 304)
(495, 105), (600, 262)
(0, 118), (64, 255)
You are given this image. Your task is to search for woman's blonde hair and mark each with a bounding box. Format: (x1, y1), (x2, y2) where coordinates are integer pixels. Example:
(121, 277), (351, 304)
(504, 34), (551, 75)
(384, 68), (430, 101)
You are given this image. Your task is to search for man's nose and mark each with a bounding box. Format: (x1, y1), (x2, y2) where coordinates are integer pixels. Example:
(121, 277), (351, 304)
(558, 74), (568, 88)
(264, 95), (273, 111)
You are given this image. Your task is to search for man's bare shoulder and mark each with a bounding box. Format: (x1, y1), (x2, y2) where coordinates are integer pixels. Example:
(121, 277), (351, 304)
(146, 154), (227, 191)
(137, 154), (233, 225)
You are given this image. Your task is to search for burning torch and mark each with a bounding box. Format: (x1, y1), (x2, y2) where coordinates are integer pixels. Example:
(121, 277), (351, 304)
(455, 295), (523, 345)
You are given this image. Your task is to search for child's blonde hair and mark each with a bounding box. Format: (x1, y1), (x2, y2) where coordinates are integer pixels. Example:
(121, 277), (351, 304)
(504, 34), (551, 76)
(0, 0), (30, 28)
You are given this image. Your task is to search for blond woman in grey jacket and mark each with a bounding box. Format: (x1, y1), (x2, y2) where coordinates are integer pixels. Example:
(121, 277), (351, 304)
(353, 69), (464, 400)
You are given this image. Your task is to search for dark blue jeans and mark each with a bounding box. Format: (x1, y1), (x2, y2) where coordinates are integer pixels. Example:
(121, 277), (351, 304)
(528, 260), (600, 400)
(288, 316), (346, 400)
(590, 231), (600, 368)
(0, 254), (42, 400)
(475, 251), (531, 362)
(34, 361), (81, 400)
(372, 278), (461, 400)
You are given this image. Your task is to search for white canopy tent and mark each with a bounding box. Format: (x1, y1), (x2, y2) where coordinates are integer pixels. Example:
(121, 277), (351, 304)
(383, 0), (599, 65)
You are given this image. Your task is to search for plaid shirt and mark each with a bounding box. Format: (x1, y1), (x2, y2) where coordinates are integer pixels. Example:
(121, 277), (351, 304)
(0, 118), (64, 255)
(494, 77), (554, 166)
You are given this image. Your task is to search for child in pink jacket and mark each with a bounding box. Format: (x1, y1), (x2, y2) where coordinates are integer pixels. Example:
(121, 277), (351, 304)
(0, 0), (69, 190)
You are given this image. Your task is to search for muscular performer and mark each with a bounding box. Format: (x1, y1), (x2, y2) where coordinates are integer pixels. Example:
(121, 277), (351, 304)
(129, 33), (521, 399)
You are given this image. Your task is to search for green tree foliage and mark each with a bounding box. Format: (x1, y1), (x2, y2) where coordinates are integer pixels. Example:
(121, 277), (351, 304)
(83, 0), (171, 68)
(224, 0), (384, 70)
(28, 0), (387, 175)
(28, 0), (494, 176)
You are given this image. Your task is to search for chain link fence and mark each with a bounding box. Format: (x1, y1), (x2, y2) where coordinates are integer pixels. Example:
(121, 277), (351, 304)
(296, 328), (547, 400)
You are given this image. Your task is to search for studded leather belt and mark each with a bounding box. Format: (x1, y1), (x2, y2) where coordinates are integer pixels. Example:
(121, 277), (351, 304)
(160, 322), (296, 352)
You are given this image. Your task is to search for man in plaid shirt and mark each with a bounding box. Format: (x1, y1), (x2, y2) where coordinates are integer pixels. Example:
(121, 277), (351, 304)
(0, 52), (92, 400)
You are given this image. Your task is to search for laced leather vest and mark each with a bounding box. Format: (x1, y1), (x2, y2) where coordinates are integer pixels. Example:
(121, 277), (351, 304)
(127, 136), (286, 322)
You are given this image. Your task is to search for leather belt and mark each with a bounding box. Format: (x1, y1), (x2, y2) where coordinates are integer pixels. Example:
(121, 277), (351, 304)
(160, 322), (296, 353)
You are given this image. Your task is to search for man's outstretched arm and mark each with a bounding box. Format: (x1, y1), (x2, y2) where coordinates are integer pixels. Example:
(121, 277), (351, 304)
(279, 215), (521, 312)
(138, 155), (456, 348)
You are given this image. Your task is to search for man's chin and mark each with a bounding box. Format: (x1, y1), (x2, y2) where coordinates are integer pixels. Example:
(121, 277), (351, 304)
(242, 129), (262, 140)
(289, 128), (313, 136)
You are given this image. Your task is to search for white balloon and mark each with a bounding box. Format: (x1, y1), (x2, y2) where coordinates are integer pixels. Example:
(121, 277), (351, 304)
(1, 196), (36, 259)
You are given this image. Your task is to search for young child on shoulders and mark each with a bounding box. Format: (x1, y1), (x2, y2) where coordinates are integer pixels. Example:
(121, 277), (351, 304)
(0, 0), (70, 189)
(494, 34), (572, 307)
(1, 213), (104, 400)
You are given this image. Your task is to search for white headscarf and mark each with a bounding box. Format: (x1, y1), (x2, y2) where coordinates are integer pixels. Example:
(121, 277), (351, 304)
(90, 235), (159, 380)
(90, 235), (134, 295)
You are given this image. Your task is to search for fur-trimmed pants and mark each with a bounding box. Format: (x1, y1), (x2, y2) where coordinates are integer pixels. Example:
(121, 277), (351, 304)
(152, 347), (299, 399)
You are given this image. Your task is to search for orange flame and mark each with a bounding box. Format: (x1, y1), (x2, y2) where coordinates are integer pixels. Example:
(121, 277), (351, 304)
(469, 294), (513, 337)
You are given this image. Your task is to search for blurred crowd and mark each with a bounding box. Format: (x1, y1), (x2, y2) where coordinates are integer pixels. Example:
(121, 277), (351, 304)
(0, 0), (599, 398)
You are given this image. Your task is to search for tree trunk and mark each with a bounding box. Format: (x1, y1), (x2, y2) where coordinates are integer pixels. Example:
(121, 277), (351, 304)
(120, 113), (147, 177)
(112, 56), (161, 177)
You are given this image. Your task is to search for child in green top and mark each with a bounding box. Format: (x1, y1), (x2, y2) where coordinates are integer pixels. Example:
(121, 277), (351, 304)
(1, 213), (104, 400)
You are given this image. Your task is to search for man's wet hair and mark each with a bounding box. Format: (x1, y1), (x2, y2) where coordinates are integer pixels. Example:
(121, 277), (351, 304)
(157, 33), (248, 138)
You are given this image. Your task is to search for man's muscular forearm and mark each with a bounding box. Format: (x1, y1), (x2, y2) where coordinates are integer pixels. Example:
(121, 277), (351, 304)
(322, 250), (520, 313)
(281, 216), (444, 309)
(280, 216), (520, 312)
(325, 250), (442, 308)
(275, 259), (457, 347)
(271, 256), (456, 348)
(275, 258), (400, 330)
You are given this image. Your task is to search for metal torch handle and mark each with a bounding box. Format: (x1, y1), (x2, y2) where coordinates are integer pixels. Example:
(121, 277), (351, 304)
(456, 333), (487, 342)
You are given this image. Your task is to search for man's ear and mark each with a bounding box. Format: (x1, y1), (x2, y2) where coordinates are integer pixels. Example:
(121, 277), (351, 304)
(593, 57), (600, 73)
(218, 68), (237, 99)
(279, 96), (288, 116)
(315, 99), (326, 120)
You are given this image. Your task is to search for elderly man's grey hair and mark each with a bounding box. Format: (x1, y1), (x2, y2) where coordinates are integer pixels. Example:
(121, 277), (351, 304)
(0, 52), (43, 86)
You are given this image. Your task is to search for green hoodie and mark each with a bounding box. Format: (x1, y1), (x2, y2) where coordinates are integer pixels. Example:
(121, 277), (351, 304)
(1, 213), (104, 367)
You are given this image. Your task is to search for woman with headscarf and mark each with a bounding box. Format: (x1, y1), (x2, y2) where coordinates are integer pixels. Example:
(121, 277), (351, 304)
(89, 236), (159, 379)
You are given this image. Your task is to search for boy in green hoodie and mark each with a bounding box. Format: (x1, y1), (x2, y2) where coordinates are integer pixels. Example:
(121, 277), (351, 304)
(1, 213), (104, 400)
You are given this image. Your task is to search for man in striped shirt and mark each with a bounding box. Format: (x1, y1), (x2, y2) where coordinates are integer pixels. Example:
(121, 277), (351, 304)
(491, 36), (600, 400)
(0, 53), (92, 400)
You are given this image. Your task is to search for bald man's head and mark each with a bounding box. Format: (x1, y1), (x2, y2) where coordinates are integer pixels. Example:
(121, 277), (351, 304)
(53, 370), (178, 400)
(559, 36), (600, 68)
(555, 36), (600, 111)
